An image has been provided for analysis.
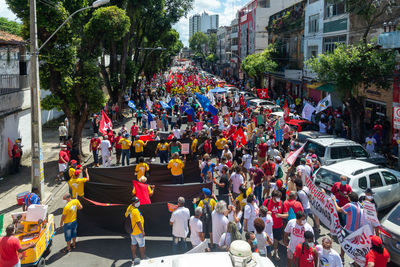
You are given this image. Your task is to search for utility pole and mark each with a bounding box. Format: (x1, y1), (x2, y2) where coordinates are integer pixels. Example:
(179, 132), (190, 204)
(30, 0), (45, 197)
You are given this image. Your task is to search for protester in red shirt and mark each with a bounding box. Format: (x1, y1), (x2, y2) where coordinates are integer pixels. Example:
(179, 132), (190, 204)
(330, 175), (352, 226)
(114, 132), (123, 165)
(284, 191), (304, 218)
(257, 138), (268, 166)
(12, 140), (22, 174)
(89, 133), (101, 167)
(365, 236), (390, 267)
(0, 224), (35, 267)
(58, 145), (69, 180)
(107, 129), (114, 146)
(203, 137), (212, 154)
(293, 231), (318, 267)
(130, 122), (139, 140)
(263, 190), (288, 260)
(261, 157), (276, 197)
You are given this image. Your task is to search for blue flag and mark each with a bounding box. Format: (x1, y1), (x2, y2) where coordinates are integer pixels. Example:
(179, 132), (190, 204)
(159, 101), (171, 110)
(168, 97), (175, 108)
(195, 93), (210, 110)
(147, 111), (155, 122)
(141, 101), (147, 111)
(182, 104), (195, 116)
(128, 100), (136, 110)
(208, 105), (218, 116)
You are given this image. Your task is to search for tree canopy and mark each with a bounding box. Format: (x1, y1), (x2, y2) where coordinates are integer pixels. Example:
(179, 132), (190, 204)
(0, 17), (22, 35)
(189, 31), (208, 57)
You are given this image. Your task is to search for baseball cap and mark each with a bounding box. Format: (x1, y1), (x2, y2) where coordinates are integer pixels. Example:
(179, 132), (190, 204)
(70, 160), (77, 165)
(74, 170), (81, 176)
(202, 188), (211, 196)
(370, 235), (382, 246)
(276, 179), (283, 188)
(76, 164), (82, 169)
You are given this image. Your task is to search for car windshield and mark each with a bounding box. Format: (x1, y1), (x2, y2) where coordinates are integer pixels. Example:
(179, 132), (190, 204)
(302, 123), (319, 131)
(350, 146), (369, 157)
(315, 168), (342, 185)
(387, 205), (400, 226)
(271, 107), (282, 112)
(304, 142), (326, 158)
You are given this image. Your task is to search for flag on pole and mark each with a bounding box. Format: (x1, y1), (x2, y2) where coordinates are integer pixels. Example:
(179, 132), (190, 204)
(159, 101), (171, 110)
(257, 88), (269, 99)
(147, 111), (155, 122)
(128, 100), (136, 110)
(8, 138), (13, 159)
(168, 97), (175, 108)
(99, 110), (113, 135)
(233, 128), (247, 147)
(283, 99), (290, 122)
(195, 93), (211, 110)
(286, 144), (305, 165)
(302, 103), (316, 121)
(316, 94), (332, 113)
(208, 105), (218, 116)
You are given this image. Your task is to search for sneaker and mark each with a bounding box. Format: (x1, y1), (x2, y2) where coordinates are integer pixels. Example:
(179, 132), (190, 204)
(273, 252), (280, 261)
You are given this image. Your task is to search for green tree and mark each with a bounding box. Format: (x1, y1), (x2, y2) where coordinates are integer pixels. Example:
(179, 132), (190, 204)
(189, 32), (208, 60)
(0, 17), (22, 35)
(241, 44), (278, 88)
(307, 43), (396, 142)
(208, 33), (217, 54)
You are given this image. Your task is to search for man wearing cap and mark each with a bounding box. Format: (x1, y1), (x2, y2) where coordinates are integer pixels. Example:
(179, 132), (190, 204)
(132, 136), (148, 164)
(331, 175), (352, 226)
(170, 197), (190, 254)
(360, 188), (380, 235)
(89, 134), (101, 167)
(58, 145), (69, 180)
(60, 193), (83, 253)
(22, 187), (41, 211)
(100, 135), (112, 167)
(365, 235), (390, 267)
(119, 133), (132, 166)
(195, 188), (217, 248)
(68, 168), (90, 199)
(125, 196), (146, 260)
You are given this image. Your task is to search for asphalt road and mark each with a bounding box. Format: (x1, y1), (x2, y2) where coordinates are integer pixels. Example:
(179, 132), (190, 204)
(37, 182), (398, 267)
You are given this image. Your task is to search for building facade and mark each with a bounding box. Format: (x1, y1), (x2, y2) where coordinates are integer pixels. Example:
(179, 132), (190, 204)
(189, 12), (219, 39)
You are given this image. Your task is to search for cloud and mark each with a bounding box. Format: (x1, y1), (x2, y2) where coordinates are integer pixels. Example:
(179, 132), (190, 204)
(0, 0), (18, 21)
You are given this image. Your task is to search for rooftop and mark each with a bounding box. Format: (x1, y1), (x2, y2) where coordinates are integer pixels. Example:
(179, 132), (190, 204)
(308, 137), (358, 147)
(323, 159), (377, 177)
(0, 31), (25, 46)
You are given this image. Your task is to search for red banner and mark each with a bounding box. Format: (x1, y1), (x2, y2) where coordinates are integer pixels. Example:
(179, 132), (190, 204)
(99, 110), (113, 135)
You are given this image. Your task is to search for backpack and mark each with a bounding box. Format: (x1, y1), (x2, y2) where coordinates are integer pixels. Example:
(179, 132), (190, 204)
(200, 198), (212, 224)
(276, 166), (283, 179)
(64, 167), (71, 181)
(124, 216), (133, 234)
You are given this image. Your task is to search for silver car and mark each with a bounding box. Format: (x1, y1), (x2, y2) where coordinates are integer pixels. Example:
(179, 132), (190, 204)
(380, 202), (400, 266)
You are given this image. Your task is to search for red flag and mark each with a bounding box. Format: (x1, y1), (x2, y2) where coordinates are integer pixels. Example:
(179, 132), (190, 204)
(8, 138), (13, 159)
(99, 110), (113, 135)
(233, 128), (247, 148)
(139, 135), (154, 141)
(132, 180), (151, 205)
(83, 197), (124, 206)
(379, 226), (392, 239)
(286, 144), (305, 165)
(283, 99), (290, 122)
(257, 88), (269, 99)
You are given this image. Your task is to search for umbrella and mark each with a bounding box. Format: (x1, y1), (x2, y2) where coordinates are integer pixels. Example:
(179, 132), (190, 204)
(210, 88), (227, 93)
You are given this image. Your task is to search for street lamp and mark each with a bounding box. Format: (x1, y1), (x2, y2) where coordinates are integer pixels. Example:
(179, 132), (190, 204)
(29, 0), (109, 198)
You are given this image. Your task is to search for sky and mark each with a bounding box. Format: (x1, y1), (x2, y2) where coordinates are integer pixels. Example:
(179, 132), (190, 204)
(0, 0), (249, 46)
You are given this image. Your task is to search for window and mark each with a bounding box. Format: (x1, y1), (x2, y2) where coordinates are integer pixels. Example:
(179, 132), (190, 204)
(387, 205), (400, 226)
(358, 177), (367, 190)
(323, 35), (346, 53)
(330, 147), (351, 159)
(309, 14), (319, 33)
(304, 142), (326, 158)
(309, 0), (318, 3)
(258, 0), (270, 8)
(315, 168), (341, 185)
(307, 46), (318, 59)
(381, 171), (399, 185)
(350, 146), (369, 158)
(325, 0), (345, 18)
(369, 173), (384, 188)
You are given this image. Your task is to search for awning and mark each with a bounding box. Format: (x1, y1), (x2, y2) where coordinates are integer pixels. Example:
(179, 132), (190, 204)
(307, 82), (323, 89)
(317, 83), (336, 92)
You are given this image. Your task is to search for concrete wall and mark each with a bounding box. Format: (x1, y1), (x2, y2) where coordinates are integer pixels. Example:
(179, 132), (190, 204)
(40, 90), (64, 125)
(304, 0), (324, 60)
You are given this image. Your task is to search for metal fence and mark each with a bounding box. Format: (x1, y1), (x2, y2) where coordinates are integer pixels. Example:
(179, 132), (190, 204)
(0, 74), (28, 95)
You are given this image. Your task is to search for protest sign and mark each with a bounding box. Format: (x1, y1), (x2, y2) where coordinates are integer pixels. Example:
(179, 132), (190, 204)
(196, 122), (203, 132)
(181, 143), (190, 155)
(150, 121), (157, 130)
(275, 129), (283, 142)
(222, 106), (228, 115)
(363, 201), (380, 226)
(305, 176), (341, 236)
(340, 225), (372, 266)
(167, 203), (178, 212)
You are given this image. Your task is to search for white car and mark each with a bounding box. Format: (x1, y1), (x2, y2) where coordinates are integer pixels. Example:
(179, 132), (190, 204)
(314, 159), (400, 211)
(267, 111), (295, 120)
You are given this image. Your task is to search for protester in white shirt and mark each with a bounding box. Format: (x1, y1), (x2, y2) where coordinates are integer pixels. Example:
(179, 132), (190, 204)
(219, 221), (241, 251)
(242, 149), (252, 171)
(227, 200), (243, 231)
(172, 127), (181, 139)
(316, 237), (343, 267)
(221, 146), (233, 162)
(254, 218), (273, 256)
(230, 168), (244, 197)
(259, 206), (274, 242)
(365, 134), (377, 154)
(100, 135), (111, 167)
(284, 211), (314, 267)
(295, 180), (311, 217)
(319, 121), (327, 133)
(296, 158), (312, 184)
(211, 200), (229, 246)
(243, 193), (259, 233)
(189, 207), (204, 247)
(170, 197), (190, 254)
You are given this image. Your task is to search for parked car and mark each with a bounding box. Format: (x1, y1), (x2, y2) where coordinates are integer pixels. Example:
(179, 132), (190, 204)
(248, 99), (280, 110)
(313, 159), (400, 211)
(268, 111), (295, 120)
(303, 136), (386, 166)
(227, 87), (240, 95)
(296, 131), (333, 145)
(380, 202), (400, 265)
(286, 119), (319, 132)
(238, 91), (257, 100)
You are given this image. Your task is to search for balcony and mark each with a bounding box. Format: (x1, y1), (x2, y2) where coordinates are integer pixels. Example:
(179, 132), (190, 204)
(231, 32), (238, 39)
(0, 74), (29, 95)
(378, 31), (400, 49)
(231, 45), (238, 51)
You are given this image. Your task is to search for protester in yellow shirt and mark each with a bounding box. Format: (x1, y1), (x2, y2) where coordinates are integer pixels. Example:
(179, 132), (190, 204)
(233, 185), (253, 210)
(125, 197), (146, 259)
(68, 160), (78, 180)
(119, 133), (132, 166)
(132, 176), (155, 196)
(68, 168), (90, 199)
(167, 153), (186, 184)
(155, 140), (169, 164)
(60, 193), (83, 253)
(215, 134), (227, 158)
(135, 157), (149, 180)
(196, 188), (217, 211)
(190, 134), (198, 161)
(132, 136), (148, 163)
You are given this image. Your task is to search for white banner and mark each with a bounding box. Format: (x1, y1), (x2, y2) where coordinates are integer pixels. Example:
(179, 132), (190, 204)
(305, 175), (341, 235)
(363, 201), (380, 226)
(185, 240), (208, 254)
(316, 94), (332, 113)
(340, 225), (372, 266)
(394, 107), (400, 129)
(301, 103), (316, 121)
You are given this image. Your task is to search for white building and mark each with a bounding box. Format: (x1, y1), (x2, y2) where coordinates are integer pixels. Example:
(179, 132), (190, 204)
(189, 12), (219, 39)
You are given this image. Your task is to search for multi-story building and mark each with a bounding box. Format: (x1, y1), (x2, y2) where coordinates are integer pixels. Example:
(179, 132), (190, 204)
(216, 26), (232, 77)
(189, 12), (219, 39)
(230, 18), (240, 79)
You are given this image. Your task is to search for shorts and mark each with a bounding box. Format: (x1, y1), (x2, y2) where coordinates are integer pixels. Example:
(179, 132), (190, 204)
(304, 208), (312, 218)
(272, 228), (283, 241)
(131, 233), (145, 247)
(58, 163), (67, 173)
(202, 219), (212, 234)
(64, 220), (77, 242)
(287, 248), (294, 259)
(116, 148), (122, 157)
